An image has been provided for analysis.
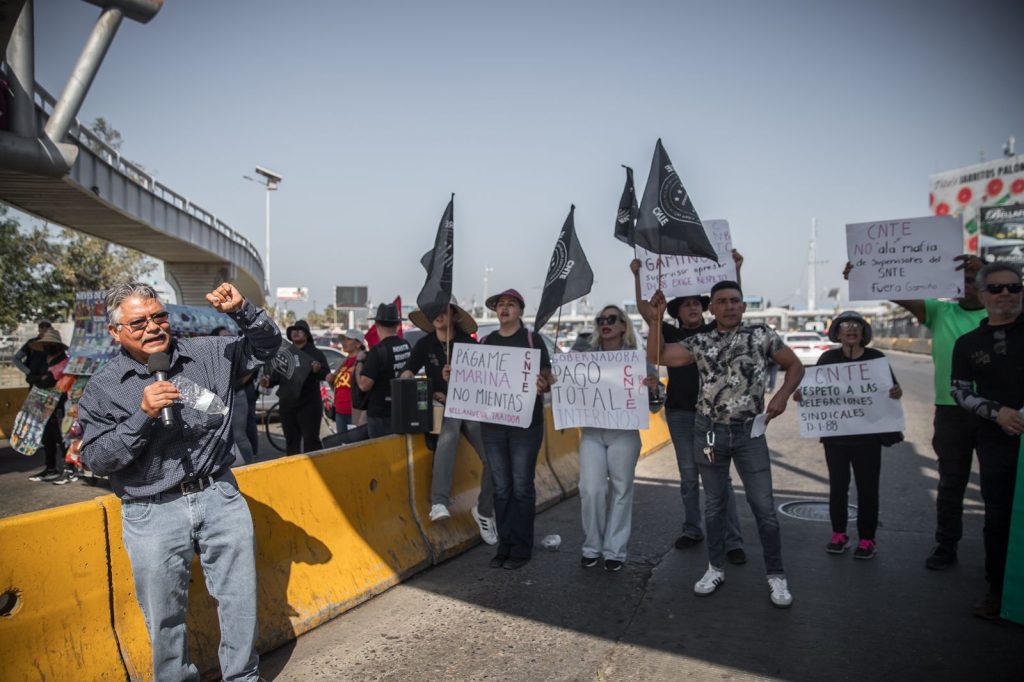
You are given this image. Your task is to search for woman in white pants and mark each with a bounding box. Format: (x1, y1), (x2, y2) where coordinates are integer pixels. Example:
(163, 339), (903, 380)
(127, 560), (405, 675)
(578, 304), (648, 572)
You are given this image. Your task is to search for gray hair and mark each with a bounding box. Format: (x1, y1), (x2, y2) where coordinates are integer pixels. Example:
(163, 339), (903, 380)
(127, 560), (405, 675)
(976, 262), (1023, 290)
(105, 282), (160, 324)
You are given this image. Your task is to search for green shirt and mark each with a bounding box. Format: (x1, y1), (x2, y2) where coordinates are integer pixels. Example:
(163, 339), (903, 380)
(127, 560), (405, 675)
(924, 299), (986, 406)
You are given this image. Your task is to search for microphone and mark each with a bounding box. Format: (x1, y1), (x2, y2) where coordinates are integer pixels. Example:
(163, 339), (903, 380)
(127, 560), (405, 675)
(147, 352), (174, 427)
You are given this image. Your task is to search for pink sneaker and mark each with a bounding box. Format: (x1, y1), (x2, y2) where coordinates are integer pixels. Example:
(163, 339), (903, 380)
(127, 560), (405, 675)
(853, 539), (877, 560)
(826, 532), (850, 554)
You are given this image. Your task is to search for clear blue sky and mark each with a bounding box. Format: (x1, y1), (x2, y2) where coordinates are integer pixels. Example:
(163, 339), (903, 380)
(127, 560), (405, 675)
(32, 0), (1024, 315)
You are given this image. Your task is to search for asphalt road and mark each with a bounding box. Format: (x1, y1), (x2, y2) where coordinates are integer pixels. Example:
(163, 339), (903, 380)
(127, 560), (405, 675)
(260, 351), (1022, 681)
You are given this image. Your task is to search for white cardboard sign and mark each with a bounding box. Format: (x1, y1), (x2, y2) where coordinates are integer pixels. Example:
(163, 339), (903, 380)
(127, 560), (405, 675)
(846, 216), (963, 301)
(638, 219), (736, 299)
(550, 350), (650, 430)
(444, 343), (539, 428)
(797, 357), (905, 438)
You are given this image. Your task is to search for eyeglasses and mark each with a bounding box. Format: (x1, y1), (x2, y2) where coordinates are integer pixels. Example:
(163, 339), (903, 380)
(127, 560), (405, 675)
(595, 315), (620, 326)
(117, 311), (170, 333)
(984, 282), (1023, 294)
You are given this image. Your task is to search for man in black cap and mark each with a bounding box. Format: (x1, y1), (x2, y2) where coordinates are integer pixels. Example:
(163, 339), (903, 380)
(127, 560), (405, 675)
(356, 302), (412, 438)
(262, 319), (329, 453)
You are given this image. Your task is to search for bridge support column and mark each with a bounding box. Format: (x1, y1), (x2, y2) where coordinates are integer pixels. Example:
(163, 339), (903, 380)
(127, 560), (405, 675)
(164, 262), (237, 306)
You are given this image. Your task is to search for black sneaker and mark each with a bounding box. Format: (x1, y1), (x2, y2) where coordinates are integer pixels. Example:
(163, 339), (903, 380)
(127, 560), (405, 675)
(604, 559), (624, 572)
(489, 554), (508, 569)
(853, 539), (877, 560)
(674, 535), (703, 549)
(925, 546), (957, 570)
(503, 557), (530, 570)
(29, 469), (61, 482)
(972, 591), (1002, 620)
(726, 548), (747, 565)
(826, 532), (851, 554)
(581, 556), (599, 568)
(53, 470), (80, 485)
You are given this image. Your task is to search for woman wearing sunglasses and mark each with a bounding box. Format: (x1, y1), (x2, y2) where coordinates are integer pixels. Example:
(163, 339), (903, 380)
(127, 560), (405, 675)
(577, 305), (652, 571)
(795, 311), (902, 559)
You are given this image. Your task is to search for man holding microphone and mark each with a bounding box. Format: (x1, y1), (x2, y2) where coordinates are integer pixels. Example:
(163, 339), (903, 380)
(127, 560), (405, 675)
(79, 282), (281, 681)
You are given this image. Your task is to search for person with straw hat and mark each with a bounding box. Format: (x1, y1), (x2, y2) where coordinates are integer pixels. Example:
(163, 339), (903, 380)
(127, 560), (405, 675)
(22, 327), (70, 482)
(404, 300), (497, 544)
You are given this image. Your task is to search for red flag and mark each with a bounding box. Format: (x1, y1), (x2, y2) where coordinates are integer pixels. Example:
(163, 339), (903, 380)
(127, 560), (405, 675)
(364, 296), (402, 348)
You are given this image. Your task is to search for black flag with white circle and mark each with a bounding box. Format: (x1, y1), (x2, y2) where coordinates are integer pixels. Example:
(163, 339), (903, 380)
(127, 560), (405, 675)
(614, 165), (638, 245)
(417, 194), (455, 317)
(535, 205), (594, 331)
(634, 139), (718, 261)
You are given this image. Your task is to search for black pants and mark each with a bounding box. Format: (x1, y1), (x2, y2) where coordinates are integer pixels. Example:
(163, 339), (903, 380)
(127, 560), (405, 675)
(976, 423), (1020, 593)
(824, 441), (881, 540)
(41, 412), (65, 471)
(280, 400), (323, 454)
(932, 405), (981, 550)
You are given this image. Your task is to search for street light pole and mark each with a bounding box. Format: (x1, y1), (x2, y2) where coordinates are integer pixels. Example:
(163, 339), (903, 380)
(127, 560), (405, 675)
(244, 166), (283, 298)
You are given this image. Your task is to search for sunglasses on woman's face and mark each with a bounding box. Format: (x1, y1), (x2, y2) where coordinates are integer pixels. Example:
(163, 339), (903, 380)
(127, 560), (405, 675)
(595, 314), (620, 326)
(984, 282), (1023, 294)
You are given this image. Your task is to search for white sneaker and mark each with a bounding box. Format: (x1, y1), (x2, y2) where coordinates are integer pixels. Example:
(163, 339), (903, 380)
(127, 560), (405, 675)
(767, 575), (793, 609)
(693, 565), (725, 596)
(472, 505), (498, 545)
(429, 504), (450, 522)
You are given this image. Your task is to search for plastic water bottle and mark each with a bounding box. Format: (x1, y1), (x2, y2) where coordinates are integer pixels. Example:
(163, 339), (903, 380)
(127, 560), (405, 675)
(171, 376), (228, 416)
(541, 534), (561, 551)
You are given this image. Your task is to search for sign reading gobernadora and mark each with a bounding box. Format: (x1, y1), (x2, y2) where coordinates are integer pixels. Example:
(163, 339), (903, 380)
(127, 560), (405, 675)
(550, 350), (649, 430)
(797, 357), (904, 438)
(637, 219), (736, 299)
(846, 216), (963, 301)
(445, 343), (539, 428)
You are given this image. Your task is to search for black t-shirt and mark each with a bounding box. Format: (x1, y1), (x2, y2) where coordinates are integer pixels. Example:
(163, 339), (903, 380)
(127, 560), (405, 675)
(663, 320), (714, 411)
(951, 315), (1024, 414)
(291, 343), (329, 407)
(482, 324), (551, 428)
(362, 335), (412, 418)
(407, 330), (475, 396)
(815, 346), (898, 446)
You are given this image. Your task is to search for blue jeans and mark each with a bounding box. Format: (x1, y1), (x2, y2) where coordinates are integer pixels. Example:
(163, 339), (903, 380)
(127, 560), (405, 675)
(367, 415), (393, 439)
(481, 421), (545, 559)
(120, 471), (259, 681)
(334, 412), (352, 434)
(665, 408), (743, 550)
(694, 415), (784, 575)
(433, 416), (494, 517)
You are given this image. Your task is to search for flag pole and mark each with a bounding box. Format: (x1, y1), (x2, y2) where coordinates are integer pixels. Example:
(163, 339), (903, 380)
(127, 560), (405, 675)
(656, 255), (663, 368)
(553, 306), (563, 352)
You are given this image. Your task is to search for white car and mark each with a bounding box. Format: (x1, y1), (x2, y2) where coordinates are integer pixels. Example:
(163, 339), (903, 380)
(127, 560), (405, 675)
(781, 332), (835, 366)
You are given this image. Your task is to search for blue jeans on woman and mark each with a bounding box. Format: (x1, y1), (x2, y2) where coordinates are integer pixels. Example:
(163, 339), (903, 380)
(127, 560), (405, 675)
(481, 421), (545, 560)
(694, 414), (785, 575)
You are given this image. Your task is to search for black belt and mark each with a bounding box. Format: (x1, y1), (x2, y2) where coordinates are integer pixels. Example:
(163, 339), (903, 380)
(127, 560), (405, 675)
(174, 468), (228, 496)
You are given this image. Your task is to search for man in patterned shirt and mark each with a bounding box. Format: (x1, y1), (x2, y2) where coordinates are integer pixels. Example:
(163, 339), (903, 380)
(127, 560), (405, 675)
(79, 282), (281, 681)
(649, 280), (804, 608)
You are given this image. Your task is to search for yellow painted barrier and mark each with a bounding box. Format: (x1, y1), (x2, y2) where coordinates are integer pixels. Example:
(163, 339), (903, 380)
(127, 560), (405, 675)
(0, 386), (29, 440)
(0, 500), (125, 681)
(641, 409), (671, 457)
(99, 436), (434, 680)
(544, 416), (581, 496)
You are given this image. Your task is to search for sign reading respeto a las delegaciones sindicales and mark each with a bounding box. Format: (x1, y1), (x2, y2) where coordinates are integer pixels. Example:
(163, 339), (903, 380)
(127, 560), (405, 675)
(845, 216), (963, 301)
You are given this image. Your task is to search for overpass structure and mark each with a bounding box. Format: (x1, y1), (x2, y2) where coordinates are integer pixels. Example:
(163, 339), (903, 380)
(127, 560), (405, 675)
(0, 0), (266, 305)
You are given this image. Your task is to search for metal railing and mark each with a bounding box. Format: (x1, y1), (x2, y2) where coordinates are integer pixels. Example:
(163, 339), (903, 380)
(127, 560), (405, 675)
(31, 84), (264, 268)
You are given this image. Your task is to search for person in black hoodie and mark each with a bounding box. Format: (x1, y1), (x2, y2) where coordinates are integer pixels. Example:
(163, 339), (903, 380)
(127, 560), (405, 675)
(263, 319), (328, 454)
(796, 311), (902, 560)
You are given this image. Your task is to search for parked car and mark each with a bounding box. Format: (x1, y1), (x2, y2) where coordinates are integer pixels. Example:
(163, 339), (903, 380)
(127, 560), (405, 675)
(256, 345), (346, 419)
(781, 332), (835, 366)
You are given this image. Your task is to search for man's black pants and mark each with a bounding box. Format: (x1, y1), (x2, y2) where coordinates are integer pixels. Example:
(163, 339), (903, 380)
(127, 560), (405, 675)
(932, 405), (981, 550)
(976, 423), (1020, 593)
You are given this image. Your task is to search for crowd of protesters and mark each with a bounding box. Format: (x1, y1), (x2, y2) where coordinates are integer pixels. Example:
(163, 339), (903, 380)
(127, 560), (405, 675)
(6, 245), (1020, 682)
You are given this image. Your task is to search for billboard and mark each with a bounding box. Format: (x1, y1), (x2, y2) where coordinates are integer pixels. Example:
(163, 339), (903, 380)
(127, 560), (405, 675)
(335, 286), (368, 308)
(276, 287), (309, 301)
(928, 154), (1024, 252)
(979, 203), (1024, 265)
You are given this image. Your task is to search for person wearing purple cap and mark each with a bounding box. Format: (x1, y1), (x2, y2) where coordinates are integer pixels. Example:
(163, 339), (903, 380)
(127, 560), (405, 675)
(478, 288), (555, 570)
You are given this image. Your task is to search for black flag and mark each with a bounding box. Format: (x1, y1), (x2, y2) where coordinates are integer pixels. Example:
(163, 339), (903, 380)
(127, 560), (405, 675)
(417, 194), (455, 316)
(614, 165), (638, 245)
(535, 205), (594, 331)
(634, 139), (718, 261)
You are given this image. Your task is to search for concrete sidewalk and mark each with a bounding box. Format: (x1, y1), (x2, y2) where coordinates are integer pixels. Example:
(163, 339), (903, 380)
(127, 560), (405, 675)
(261, 354), (1022, 681)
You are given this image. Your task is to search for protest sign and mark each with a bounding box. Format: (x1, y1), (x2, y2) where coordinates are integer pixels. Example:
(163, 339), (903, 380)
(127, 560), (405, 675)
(550, 350), (649, 430)
(637, 219), (736, 299)
(445, 343), (539, 428)
(846, 216), (963, 300)
(797, 357), (904, 438)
